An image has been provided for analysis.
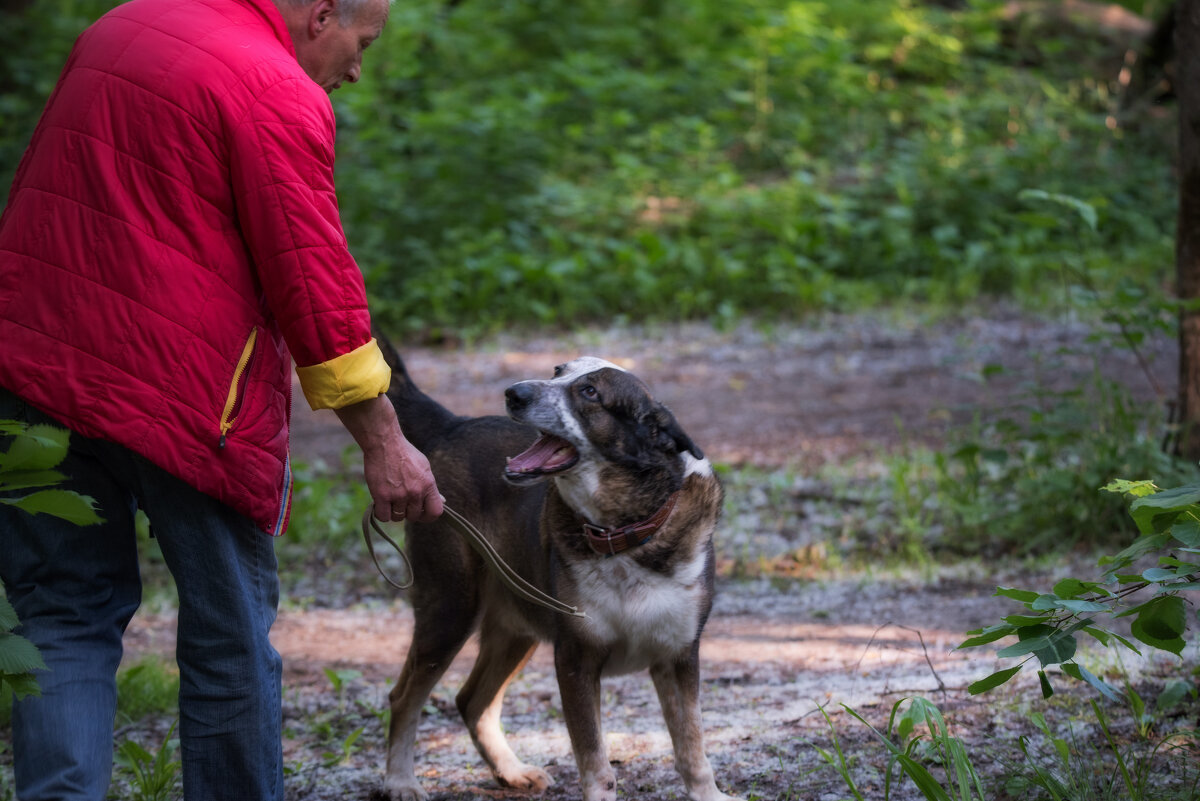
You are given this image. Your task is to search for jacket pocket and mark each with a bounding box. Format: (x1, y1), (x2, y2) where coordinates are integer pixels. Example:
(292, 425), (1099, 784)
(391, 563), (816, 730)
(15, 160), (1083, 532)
(218, 327), (258, 449)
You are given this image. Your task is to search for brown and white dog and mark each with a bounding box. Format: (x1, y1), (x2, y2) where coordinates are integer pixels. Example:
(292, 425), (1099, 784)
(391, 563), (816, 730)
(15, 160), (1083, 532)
(376, 334), (740, 801)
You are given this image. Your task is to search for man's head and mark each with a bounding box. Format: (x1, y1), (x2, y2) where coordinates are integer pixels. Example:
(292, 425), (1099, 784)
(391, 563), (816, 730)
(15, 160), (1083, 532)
(275, 0), (391, 93)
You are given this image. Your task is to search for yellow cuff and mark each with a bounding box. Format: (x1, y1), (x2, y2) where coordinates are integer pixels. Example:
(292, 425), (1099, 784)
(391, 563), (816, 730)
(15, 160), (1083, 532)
(296, 338), (391, 410)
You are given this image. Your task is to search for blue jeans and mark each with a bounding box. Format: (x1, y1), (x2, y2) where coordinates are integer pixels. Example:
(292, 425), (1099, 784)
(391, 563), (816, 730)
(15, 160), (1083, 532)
(0, 389), (283, 801)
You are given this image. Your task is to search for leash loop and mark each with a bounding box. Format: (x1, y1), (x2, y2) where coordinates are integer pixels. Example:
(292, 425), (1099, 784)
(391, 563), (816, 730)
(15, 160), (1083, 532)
(361, 504), (585, 618)
(361, 509), (414, 590)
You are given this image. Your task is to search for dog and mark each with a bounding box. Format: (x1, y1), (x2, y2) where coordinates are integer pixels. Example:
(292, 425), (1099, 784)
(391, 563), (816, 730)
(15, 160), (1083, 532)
(375, 334), (740, 801)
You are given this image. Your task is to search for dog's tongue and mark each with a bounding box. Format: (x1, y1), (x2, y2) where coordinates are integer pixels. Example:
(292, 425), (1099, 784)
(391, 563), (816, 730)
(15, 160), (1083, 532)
(506, 433), (576, 475)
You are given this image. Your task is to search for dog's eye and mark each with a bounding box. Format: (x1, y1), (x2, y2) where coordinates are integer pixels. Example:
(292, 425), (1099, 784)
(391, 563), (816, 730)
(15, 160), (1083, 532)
(579, 384), (599, 400)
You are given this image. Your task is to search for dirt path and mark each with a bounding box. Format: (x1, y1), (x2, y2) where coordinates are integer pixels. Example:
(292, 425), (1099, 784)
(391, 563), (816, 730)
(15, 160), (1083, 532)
(116, 309), (1185, 800)
(289, 308), (1174, 470)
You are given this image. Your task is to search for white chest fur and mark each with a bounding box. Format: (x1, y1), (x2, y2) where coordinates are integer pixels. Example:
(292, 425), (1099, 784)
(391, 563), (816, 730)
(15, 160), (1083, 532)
(568, 547), (708, 676)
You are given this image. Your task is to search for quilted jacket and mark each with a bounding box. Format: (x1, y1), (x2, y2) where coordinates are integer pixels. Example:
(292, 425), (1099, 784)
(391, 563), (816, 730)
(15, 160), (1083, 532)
(0, 0), (390, 534)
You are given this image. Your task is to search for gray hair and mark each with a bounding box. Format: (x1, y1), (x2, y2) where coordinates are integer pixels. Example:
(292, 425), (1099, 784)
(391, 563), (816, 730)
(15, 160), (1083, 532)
(282, 0), (392, 25)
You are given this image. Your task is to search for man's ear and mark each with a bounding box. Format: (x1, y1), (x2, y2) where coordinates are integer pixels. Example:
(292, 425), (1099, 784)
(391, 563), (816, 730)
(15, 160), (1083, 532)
(308, 0), (337, 36)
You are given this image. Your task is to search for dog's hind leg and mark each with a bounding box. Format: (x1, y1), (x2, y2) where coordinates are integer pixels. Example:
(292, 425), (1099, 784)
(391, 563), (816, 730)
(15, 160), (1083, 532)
(650, 655), (741, 801)
(456, 630), (552, 792)
(383, 600), (475, 801)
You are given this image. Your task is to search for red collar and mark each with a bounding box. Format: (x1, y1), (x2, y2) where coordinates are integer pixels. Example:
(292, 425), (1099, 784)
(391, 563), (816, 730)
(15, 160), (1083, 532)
(583, 492), (680, 556)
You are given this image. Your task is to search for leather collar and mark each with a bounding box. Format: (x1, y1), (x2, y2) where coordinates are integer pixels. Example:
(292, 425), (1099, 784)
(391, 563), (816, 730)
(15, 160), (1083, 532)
(583, 492), (680, 556)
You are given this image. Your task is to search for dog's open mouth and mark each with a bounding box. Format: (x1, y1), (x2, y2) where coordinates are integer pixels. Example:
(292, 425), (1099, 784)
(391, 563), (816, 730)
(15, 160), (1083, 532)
(504, 433), (579, 482)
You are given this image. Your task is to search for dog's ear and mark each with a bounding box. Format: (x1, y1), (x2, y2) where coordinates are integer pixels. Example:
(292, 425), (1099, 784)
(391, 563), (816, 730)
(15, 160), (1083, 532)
(642, 402), (704, 461)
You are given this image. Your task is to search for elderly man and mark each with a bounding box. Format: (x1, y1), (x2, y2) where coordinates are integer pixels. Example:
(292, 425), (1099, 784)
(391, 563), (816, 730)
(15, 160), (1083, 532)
(0, 0), (439, 798)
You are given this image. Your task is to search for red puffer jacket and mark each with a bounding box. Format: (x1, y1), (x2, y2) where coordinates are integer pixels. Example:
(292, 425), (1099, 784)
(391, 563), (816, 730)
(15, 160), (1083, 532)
(0, 0), (390, 534)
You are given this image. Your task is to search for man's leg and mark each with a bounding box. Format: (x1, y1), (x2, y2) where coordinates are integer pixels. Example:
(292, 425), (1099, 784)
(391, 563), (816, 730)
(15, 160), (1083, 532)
(0, 391), (142, 801)
(133, 457), (284, 801)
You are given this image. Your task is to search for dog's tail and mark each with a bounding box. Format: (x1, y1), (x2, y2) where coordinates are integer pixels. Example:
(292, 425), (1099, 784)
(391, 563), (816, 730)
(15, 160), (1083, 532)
(372, 325), (461, 452)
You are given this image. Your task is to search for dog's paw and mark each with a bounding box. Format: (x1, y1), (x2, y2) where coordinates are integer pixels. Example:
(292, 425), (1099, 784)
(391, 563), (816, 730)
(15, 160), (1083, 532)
(692, 790), (743, 801)
(379, 777), (429, 801)
(580, 771), (618, 801)
(495, 762), (554, 792)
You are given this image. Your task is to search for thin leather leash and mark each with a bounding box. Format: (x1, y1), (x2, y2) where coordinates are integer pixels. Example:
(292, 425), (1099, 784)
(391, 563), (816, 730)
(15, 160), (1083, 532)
(361, 505), (585, 618)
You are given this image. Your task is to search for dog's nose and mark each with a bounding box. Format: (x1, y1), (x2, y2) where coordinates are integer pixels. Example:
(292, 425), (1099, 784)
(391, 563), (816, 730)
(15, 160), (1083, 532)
(505, 382), (534, 411)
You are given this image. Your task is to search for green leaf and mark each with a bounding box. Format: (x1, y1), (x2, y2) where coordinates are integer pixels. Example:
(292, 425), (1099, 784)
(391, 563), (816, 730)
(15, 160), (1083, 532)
(968, 665), (1022, 695)
(1038, 670), (1054, 699)
(0, 489), (102, 526)
(995, 587), (1039, 604)
(1061, 662), (1121, 702)
(0, 592), (18, 631)
(1101, 479), (1158, 498)
(1143, 567), (1191, 583)
(1034, 632), (1077, 667)
(1156, 680), (1191, 713)
(1003, 614), (1050, 627)
(1054, 598), (1111, 613)
(1159, 581), (1200, 592)
(1131, 618), (1186, 656)
(0, 631), (47, 674)
(1170, 519), (1200, 548)
(1081, 626), (1111, 646)
(1031, 594), (1061, 611)
(1130, 483), (1200, 511)
(894, 753), (953, 801)
(1100, 532), (1173, 577)
(958, 623), (1016, 649)
(997, 636), (1050, 658)
(1130, 486), (1200, 535)
(1, 671), (42, 700)
(1052, 578), (1088, 599)
(0, 469), (67, 492)
(1133, 595), (1187, 638)
(0, 424), (70, 472)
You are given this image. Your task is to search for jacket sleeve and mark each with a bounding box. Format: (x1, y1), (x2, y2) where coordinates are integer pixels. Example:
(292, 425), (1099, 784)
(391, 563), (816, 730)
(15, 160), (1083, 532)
(227, 75), (389, 410)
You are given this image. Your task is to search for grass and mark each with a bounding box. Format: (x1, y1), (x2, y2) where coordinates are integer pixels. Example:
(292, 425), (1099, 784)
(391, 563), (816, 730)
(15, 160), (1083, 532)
(115, 657), (178, 725)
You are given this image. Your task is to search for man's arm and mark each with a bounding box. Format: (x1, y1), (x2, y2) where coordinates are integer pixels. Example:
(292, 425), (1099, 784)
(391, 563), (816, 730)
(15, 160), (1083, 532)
(334, 394), (444, 523)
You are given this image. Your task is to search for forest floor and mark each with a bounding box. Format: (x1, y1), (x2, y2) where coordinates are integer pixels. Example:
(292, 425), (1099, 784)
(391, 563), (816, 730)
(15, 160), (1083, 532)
(109, 306), (1200, 800)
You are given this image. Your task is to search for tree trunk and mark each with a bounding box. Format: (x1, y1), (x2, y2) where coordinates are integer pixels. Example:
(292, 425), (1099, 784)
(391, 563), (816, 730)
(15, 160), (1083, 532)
(1176, 0), (1200, 459)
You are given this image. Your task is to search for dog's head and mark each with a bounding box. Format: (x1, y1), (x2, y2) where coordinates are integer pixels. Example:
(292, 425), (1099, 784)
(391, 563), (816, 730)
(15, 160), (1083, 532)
(502, 358), (702, 486)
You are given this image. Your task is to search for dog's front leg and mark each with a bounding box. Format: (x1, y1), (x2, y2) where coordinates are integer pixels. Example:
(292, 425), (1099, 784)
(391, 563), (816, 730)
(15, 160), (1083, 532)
(555, 641), (617, 801)
(650, 654), (742, 801)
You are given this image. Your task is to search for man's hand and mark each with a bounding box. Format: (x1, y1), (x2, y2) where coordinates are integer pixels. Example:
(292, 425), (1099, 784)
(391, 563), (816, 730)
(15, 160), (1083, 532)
(334, 394), (444, 523)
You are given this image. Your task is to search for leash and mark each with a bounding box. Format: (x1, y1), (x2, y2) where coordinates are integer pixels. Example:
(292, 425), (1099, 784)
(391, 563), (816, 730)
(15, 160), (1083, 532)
(361, 505), (585, 618)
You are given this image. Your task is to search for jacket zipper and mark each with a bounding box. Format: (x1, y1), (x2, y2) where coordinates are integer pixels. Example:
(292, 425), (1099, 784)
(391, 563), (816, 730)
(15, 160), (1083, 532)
(219, 328), (258, 449)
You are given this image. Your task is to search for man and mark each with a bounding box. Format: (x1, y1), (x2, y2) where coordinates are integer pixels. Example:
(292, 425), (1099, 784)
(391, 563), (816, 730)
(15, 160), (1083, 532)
(0, 0), (441, 798)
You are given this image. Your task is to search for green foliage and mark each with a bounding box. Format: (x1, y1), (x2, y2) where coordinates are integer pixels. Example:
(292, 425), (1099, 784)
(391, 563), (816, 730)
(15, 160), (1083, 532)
(0, 419), (103, 705)
(285, 457), (373, 550)
(818, 698), (986, 801)
(960, 478), (1200, 700)
(1004, 697), (1200, 801)
(113, 720), (182, 801)
(0, 0), (123, 194)
(2, 1), (1177, 334)
(0, 579), (44, 705)
(116, 657), (180, 724)
(0, 421), (102, 526)
(276, 457), (374, 594)
(884, 189), (1191, 556)
(323, 666), (363, 713)
(339, 0), (1174, 336)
